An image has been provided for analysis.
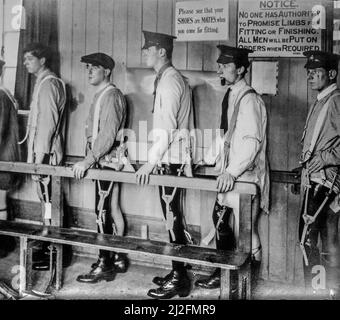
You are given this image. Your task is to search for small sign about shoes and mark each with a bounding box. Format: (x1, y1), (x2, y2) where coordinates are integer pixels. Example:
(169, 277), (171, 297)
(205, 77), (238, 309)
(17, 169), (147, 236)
(175, 0), (229, 41)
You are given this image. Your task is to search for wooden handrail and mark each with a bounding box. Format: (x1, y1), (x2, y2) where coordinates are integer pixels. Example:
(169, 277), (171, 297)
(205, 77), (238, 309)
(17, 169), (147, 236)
(0, 161), (257, 195)
(65, 156), (301, 185)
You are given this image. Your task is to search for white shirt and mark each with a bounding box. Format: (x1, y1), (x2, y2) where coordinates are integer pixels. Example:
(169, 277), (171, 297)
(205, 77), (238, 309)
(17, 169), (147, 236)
(222, 78), (269, 213)
(225, 79), (267, 178)
(148, 66), (194, 166)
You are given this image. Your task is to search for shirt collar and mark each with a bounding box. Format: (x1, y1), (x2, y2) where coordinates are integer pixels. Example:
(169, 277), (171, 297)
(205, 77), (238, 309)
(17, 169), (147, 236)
(229, 78), (247, 94)
(36, 69), (53, 84)
(317, 83), (337, 101)
(95, 82), (113, 95)
(156, 62), (172, 80)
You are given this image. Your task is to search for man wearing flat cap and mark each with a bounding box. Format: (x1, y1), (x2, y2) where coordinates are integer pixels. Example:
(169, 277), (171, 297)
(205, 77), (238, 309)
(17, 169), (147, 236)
(299, 50), (340, 296)
(74, 52), (128, 284)
(0, 59), (20, 258)
(195, 45), (269, 291)
(136, 30), (195, 299)
(21, 43), (67, 270)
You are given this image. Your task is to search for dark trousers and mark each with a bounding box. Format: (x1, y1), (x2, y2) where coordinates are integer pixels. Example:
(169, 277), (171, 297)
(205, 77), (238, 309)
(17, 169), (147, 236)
(299, 184), (340, 290)
(212, 201), (236, 251)
(95, 180), (114, 260)
(158, 164), (188, 274)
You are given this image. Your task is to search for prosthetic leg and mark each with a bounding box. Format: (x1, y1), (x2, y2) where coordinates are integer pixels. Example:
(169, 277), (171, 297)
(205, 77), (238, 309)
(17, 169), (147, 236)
(27, 177), (59, 297)
(322, 208), (340, 298)
(148, 164), (191, 299)
(299, 178), (338, 295)
(91, 180), (128, 273)
(32, 177), (53, 272)
(195, 200), (235, 289)
(77, 180), (121, 283)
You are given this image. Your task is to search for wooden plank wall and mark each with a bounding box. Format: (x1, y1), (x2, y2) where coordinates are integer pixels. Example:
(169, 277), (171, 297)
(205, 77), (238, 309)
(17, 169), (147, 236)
(7, 0), (322, 284)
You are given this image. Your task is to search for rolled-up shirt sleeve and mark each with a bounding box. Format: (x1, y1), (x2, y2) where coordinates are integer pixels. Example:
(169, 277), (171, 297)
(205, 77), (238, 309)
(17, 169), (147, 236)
(148, 78), (181, 165)
(34, 80), (61, 154)
(226, 94), (263, 178)
(85, 90), (126, 165)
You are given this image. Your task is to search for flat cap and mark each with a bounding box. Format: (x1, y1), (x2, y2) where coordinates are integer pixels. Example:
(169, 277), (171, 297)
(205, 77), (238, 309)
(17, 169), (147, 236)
(303, 50), (340, 70)
(81, 52), (115, 71)
(142, 30), (176, 51)
(217, 45), (253, 68)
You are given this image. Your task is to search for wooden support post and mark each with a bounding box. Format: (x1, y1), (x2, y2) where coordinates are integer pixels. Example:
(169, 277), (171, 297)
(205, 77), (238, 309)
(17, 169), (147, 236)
(238, 262), (252, 300)
(51, 176), (64, 227)
(236, 194), (253, 299)
(220, 269), (230, 300)
(51, 176), (64, 290)
(19, 236), (28, 296)
(238, 194), (253, 253)
(55, 244), (63, 290)
(26, 241), (34, 291)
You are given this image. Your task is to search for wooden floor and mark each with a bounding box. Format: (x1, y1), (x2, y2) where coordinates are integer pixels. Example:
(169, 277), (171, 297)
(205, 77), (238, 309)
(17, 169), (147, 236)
(0, 247), (337, 300)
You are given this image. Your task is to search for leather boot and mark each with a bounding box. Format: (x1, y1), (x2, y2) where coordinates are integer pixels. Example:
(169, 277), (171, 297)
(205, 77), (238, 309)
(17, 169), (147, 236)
(91, 252), (129, 273)
(147, 270), (191, 299)
(112, 252), (129, 273)
(152, 270), (174, 286)
(195, 268), (220, 289)
(76, 256), (116, 284)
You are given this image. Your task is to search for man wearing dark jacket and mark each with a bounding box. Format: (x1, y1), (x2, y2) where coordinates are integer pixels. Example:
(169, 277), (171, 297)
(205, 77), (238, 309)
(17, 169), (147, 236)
(0, 59), (20, 258)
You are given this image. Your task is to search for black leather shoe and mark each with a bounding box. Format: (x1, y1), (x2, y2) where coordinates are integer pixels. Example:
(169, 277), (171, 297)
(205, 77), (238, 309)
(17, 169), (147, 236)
(152, 270), (174, 286)
(91, 253), (129, 273)
(76, 258), (116, 284)
(195, 268), (220, 289)
(113, 253), (129, 273)
(91, 258), (101, 269)
(147, 271), (191, 299)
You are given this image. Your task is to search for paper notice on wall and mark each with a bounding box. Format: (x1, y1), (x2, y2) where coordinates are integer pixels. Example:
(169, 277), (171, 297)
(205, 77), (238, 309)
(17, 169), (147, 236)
(175, 0), (229, 41)
(238, 0), (323, 57)
(251, 61), (278, 95)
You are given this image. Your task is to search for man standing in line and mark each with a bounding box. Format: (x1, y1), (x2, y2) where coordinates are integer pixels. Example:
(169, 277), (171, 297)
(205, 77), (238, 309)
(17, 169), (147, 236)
(22, 43), (67, 270)
(299, 50), (340, 296)
(74, 53), (128, 283)
(195, 46), (269, 290)
(0, 59), (20, 258)
(136, 31), (194, 299)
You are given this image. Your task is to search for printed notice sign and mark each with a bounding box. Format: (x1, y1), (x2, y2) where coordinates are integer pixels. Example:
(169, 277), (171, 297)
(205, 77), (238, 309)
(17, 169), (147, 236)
(237, 0), (322, 57)
(175, 0), (229, 41)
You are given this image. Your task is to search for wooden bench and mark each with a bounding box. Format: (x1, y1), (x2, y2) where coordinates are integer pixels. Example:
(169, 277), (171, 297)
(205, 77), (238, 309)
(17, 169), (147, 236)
(0, 161), (257, 300)
(0, 220), (251, 299)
